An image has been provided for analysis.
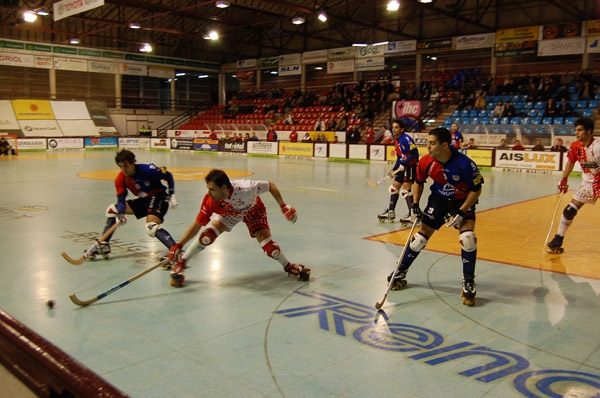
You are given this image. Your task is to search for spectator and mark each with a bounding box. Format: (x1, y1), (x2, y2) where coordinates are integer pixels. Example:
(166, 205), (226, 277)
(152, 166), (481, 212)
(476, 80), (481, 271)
(381, 125), (393, 144)
(496, 138), (507, 149)
(543, 97), (558, 118)
(289, 130), (298, 142)
(208, 130), (217, 140)
(336, 115), (347, 132)
(512, 139), (525, 150)
(314, 117), (324, 131)
(550, 138), (567, 152)
(474, 94), (486, 110)
(465, 138), (477, 149)
(531, 139), (545, 151)
(266, 125), (278, 142)
(326, 116), (337, 131)
(346, 127), (361, 143)
(0, 137), (15, 155)
(450, 123), (464, 151)
(493, 100), (505, 117)
(556, 97), (574, 117)
(248, 132), (259, 141)
(364, 123), (375, 144)
(283, 112), (296, 125)
(502, 101), (517, 118)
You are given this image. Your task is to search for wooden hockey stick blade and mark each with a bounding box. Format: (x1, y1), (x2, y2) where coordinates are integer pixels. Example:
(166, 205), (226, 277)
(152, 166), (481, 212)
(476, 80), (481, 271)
(366, 178), (379, 187)
(61, 252), (86, 265)
(375, 294), (388, 309)
(62, 222), (121, 265)
(69, 259), (170, 307)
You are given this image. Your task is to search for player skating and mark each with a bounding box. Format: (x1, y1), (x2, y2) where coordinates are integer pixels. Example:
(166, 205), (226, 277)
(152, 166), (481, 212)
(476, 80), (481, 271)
(387, 127), (484, 306)
(377, 119), (419, 224)
(547, 117), (600, 253)
(167, 168), (308, 287)
(73, 149), (179, 262)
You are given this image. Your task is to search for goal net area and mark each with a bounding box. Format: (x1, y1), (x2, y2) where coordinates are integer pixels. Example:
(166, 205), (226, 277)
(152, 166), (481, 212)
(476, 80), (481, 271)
(0, 133), (17, 155)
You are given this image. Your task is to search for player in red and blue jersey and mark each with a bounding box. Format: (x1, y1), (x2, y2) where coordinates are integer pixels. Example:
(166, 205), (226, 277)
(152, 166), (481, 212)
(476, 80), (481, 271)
(83, 149), (179, 260)
(377, 119), (419, 223)
(387, 127), (484, 306)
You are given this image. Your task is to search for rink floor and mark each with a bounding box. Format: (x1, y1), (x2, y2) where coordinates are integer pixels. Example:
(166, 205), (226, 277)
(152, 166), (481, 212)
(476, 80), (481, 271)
(1, 150), (599, 397)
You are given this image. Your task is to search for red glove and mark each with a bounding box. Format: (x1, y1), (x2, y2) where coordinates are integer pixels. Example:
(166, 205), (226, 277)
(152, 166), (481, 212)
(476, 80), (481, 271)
(168, 243), (182, 261)
(558, 177), (569, 193)
(281, 204), (297, 223)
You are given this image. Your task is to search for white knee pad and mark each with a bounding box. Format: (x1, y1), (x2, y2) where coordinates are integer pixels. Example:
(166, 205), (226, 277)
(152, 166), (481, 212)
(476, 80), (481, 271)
(106, 204), (119, 218)
(409, 232), (429, 252)
(400, 188), (411, 199)
(459, 231), (477, 252)
(145, 222), (160, 238)
(388, 184), (399, 195)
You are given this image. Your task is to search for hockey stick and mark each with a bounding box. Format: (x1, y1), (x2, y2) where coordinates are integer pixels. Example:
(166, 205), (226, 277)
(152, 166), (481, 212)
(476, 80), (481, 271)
(366, 168), (401, 188)
(542, 191), (564, 255)
(69, 258), (170, 307)
(61, 222), (120, 265)
(375, 218), (419, 309)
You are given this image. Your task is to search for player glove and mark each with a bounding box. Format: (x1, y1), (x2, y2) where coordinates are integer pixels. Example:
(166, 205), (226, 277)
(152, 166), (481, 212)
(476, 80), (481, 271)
(387, 165), (404, 178)
(116, 213), (127, 226)
(168, 243), (183, 261)
(281, 204), (298, 223)
(411, 203), (423, 220)
(558, 177), (569, 194)
(444, 209), (465, 229)
(168, 194), (178, 209)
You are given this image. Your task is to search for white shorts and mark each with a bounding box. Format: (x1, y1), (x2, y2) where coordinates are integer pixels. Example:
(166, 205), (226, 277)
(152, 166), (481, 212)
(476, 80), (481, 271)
(573, 180), (598, 205)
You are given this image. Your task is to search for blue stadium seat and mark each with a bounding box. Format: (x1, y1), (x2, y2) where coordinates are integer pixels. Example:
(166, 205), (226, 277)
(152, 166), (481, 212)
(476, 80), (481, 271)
(541, 117), (553, 125)
(486, 102), (495, 110)
(469, 110), (479, 117)
(520, 117), (531, 124)
(470, 117), (479, 124)
(514, 102), (524, 110)
(534, 101), (544, 109)
(564, 117), (575, 125)
(577, 100), (588, 109)
(523, 101), (534, 110)
(530, 117), (542, 124)
(478, 110), (489, 117)
(461, 109), (470, 117)
(444, 117), (453, 125)
(581, 109), (594, 118)
(571, 92), (579, 100)
(510, 117), (521, 125)
(460, 117), (471, 124)
(521, 125), (535, 134)
(499, 117), (511, 124)
(479, 117), (490, 124)
(595, 92), (600, 100)
(461, 125), (473, 133)
(502, 95), (511, 102)
(452, 110), (460, 117)
(528, 109), (539, 117)
(452, 117), (461, 124)
(512, 95), (521, 103)
(588, 99), (598, 109)
(553, 117), (564, 125)
(490, 117), (500, 124)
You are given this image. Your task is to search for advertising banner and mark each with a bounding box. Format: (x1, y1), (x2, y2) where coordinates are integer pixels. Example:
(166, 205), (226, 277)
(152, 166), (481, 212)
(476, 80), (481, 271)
(17, 138), (47, 151)
(118, 137), (150, 149)
(417, 38), (452, 51)
(0, 101), (20, 130)
(57, 120), (98, 136)
(151, 138), (170, 149)
(12, 100), (55, 120)
(51, 101), (90, 119)
(541, 22), (581, 39)
(121, 63), (147, 76)
(455, 33), (495, 50)
(278, 53), (301, 65)
(54, 0), (104, 21)
(18, 120), (62, 137)
(494, 26), (538, 57)
(369, 145), (386, 161)
(463, 149), (493, 167)
(328, 47), (355, 61)
(278, 142), (313, 157)
(84, 137), (118, 149)
(237, 59), (257, 69)
(495, 150), (560, 170)
(301, 49), (328, 64)
(89, 60), (119, 74)
(192, 138), (218, 152)
(385, 40), (417, 55)
(171, 130), (210, 138)
(219, 140), (246, 153)
(355, 57), (384, 72)
(35, 56), (52, 69)
(48, 137), (83, 149)
(537, 37), (585, 56)
(355, 44), (386, 59)
(0, 52), (35, 67)
(327, 59), (354, 74)
(169, 138), (194, 151)
(279, 65), (302, 76)
(54, 57), (88, 71)
(247, 141), (278, 155)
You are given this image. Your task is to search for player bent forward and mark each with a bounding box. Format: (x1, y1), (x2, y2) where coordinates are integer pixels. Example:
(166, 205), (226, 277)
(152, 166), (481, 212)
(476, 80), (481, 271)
(168, 169), (309, 287)
(547, 117), (600, 253)
(388, 127), (484, 306)
(84, 149), (179, 260)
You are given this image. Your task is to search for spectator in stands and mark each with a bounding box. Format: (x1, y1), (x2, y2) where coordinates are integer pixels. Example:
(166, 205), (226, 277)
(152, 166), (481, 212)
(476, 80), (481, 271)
(496, 138), (507, 149)
(364, 123), (375, 144)
(267, 125), (278, 142)
(302, 132), (312, 142)
(314, 117), (324, 131)
(450, 123), (464, 151)
(289, 130), (298, 142)
(502, 101), (517, 118)
(208, 130), (217, 140)
(248, 132), (259, 141)
(465, 138), (477, 149)
(283, 112), (296, 125)
(526, 83), (540, 101)
(455, 93), (469, 111)
(222, 132), (231, 141)
(243, 133), (250, 141)
(336, 115), (347, 132)
(577, 79), (594, 100)
(557, 97), (574, 117)
(381, 125), (393, 144)
(0, 137), (15, 155)
(474, 93), (486, 111)
(493, 100), (505, 117)
(543, 97), (558, 118)
(347, 126), (361, 143)
(512, 139), (525, 150)
(550, 138), (567, 152)
(531, 139), (545, 151)
(326, 116), (337, 131)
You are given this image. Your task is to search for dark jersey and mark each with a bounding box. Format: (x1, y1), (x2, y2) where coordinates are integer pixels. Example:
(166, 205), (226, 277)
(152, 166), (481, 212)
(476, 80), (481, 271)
(114, 164), (174, 213)
(451, 131), (464, 150)
(393, 133), (419, 169)
(416, 152), (483, 200)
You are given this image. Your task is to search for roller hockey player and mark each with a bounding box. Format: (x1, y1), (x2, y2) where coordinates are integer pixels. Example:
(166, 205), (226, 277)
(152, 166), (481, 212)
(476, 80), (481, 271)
(387, 127), (483, 306)
(82, 149), (179, 261)
(377, 119), (419, 223)
(546, 117), (600, 253)
(168, 169), (309, 287)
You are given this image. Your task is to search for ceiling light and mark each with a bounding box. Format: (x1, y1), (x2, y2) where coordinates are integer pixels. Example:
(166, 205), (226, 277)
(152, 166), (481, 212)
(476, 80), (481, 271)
(352, 43), (367, 47)
(203, 30), (219, 40)
(215, 1), (230, 8)
(198, 74), (209, 79)
(418, 0), (432, 3)
(318, 12), (327, 22)
(292, 17), (305, 25)
(23, 11), (37, 23)
(373, 41), (389, 46)
(139, 43), (152, 52)
(129, 22), (140, 29)
(69, 38), (80, 44)
(387, 1), (400, 11)
(36, 9), (49, 16)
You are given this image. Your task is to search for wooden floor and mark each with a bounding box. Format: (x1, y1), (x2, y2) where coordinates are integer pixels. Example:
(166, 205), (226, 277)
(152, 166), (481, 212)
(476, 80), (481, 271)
(1, 151), (599, 398)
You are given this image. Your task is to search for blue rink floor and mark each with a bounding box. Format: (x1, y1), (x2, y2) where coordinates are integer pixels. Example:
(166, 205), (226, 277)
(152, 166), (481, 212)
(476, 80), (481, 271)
(1, 150), (599, 398)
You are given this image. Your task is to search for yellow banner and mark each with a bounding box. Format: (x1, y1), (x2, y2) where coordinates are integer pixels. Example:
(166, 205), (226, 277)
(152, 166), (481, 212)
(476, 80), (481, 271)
(11, 99), (55, 120)
(586, 20), (600, 36)
(279, 142), (314, 157)
(464, 149), (493, 167)
(306, 131), (337, 142)
(495, 26), (538, 43)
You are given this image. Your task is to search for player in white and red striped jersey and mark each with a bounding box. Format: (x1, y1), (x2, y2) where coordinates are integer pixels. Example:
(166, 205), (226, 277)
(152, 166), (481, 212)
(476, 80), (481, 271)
(547, 117), (600, 252)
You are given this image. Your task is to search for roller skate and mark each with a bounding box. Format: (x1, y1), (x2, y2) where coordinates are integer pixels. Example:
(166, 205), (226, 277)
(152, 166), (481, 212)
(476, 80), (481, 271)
(461, 277), (476, 306)
(377, 209), (395, 223)
(546, 234), (564, 254)
(83, 240), (110, 261)
(284, 263), (311, 281)
(387, 267), (408, 290)
(170, 259), (187, 287)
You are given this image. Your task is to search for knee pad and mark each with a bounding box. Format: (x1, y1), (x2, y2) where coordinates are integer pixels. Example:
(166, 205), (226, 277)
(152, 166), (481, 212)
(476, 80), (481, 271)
(145, 222), (160, 238)
(260, 237), (281, 260)
(459, 231), (477, 252)
(199, 225), (220, 246)
(400, 188), (411, 199)
(388, 184), (399, 195)
(106, 204), (119, 218)
(409, 232), (429, 252)
(563, 203), (578, 220)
